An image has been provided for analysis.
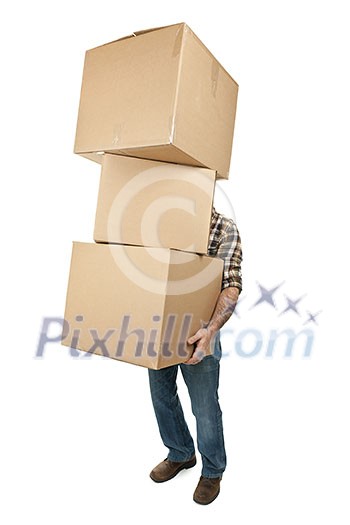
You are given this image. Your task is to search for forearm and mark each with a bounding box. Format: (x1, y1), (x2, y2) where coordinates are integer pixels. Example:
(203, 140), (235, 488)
(186, 287), (240, 364)
(206, 287), (240, 336)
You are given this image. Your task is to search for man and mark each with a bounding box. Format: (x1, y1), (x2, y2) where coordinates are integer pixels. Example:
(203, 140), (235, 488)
(148, 206), (243, 505)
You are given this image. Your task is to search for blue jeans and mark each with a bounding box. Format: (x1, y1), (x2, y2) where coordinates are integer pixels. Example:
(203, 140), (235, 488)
(148, 333), (226, 478)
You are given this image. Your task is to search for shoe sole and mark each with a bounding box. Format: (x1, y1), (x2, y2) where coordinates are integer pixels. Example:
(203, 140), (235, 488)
(193, 487), (220, 505)
(150, 457), (197, 483)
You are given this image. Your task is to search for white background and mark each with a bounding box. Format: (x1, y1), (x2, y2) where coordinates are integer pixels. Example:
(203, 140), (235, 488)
(1, 0), (349, 523)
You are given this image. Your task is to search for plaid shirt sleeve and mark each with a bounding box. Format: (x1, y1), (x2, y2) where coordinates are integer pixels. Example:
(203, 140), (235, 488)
(218, 221), (243, 292)
(208, 210), (243, 293)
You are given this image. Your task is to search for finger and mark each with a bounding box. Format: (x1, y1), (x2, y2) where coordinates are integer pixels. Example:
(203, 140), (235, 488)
(185, 357), (199, 365)
(187, 332), (201, 345)
(185, 349), (205, 365)
(186, 356), (203, 365)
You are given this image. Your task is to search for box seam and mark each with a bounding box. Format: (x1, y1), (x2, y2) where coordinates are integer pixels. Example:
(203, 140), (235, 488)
(156, 250), (172, 369)
(169, 25), (186, 144)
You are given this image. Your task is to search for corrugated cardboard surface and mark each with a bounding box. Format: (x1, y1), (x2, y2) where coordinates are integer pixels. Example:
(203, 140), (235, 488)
(74, 23), (238, 179)
(62, 242), (223, 369)
(174, 25), (239, 179)
(75, 24), (182, 155)
(94, 154), (216, 254)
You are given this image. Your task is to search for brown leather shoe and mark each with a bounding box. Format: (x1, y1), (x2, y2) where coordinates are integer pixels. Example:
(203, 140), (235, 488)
(150, 455), (196, 483)
(193, 476), (222, 505)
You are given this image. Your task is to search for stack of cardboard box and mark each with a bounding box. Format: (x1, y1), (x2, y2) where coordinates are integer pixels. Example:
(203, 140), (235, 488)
(61, 23), (239, 369)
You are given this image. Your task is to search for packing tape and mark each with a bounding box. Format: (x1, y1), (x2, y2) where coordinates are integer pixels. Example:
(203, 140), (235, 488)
(211, 59), (219, 98)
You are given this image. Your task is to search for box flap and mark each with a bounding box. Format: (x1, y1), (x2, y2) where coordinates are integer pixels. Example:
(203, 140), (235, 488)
(89, 22), (185, 50)
(133, 22), (185, 37)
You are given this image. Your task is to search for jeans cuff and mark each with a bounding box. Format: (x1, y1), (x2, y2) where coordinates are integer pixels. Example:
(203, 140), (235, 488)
(168, 451), (195, 462)
(201, 471), (224, 479)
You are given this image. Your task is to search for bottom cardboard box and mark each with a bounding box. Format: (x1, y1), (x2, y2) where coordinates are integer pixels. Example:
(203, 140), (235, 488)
(61, 242), (223, 369)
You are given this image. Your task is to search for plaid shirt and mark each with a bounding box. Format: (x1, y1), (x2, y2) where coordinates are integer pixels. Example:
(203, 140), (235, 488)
(208, 207), (243, 292)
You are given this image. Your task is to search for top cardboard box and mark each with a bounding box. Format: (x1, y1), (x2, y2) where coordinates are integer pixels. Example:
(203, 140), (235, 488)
(74, 23), (239, 179)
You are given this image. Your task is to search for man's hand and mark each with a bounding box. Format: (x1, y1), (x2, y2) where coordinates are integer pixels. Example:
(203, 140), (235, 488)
(185, 287), (240, 366)
(185, 327), (216, 365)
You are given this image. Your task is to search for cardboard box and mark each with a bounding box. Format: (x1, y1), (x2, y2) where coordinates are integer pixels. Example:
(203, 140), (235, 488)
(94, 154), (216, 254)
(62, 242), (223, 369)
(74, 23), (238, 179)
